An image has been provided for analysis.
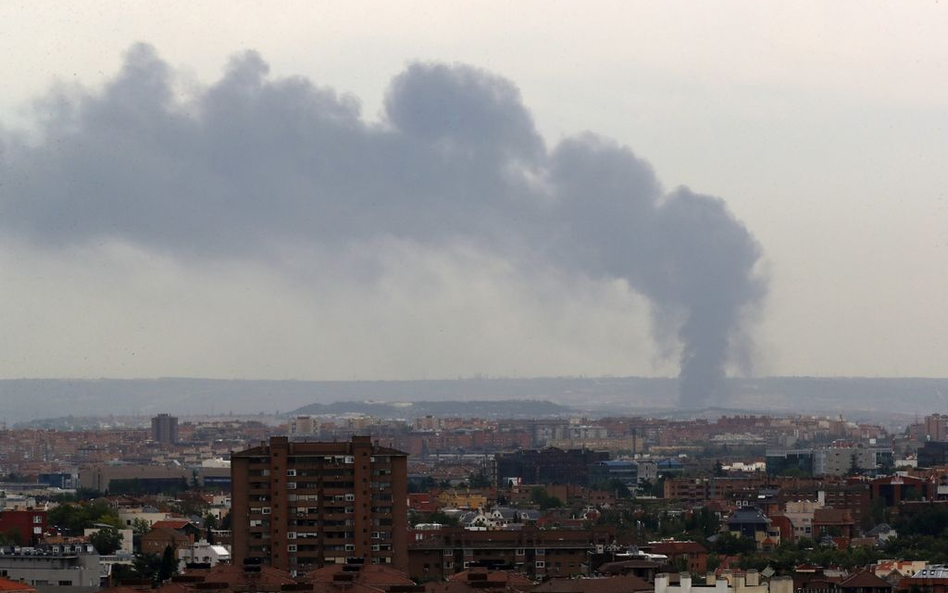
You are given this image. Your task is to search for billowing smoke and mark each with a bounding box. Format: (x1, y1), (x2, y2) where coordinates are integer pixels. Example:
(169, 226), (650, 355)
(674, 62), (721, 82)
(0, 44), (766, 407)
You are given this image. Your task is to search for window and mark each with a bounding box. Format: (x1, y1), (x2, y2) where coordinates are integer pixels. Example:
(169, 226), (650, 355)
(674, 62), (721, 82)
(536, 561), (545, 568)
(287, 544), (297, 552)
(286, 469), (297, 476)
(345, 544), (355, 551)
(287, 482), (297, 489)
(33, 516), (42, 524)
(58, 582), (71, 587)
(262, 507), (271, 514)
(287, 532), (296, 539)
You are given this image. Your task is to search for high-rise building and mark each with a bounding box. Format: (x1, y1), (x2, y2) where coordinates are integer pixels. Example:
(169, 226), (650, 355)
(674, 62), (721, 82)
(231, 436), (408, 574)
(925, 414), (948, 442)
(151, 413), (178, 445)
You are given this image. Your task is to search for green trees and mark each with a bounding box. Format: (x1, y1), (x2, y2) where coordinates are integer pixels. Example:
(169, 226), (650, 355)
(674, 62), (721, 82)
(48, 500), (121, 535)
(89, 528), (124, 555)
(131, 518), (152, 537)
(530, 487), (564, 510)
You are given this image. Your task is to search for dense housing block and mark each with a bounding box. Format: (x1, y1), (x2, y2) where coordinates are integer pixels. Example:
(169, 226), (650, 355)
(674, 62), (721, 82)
(231, 436), (408, 574)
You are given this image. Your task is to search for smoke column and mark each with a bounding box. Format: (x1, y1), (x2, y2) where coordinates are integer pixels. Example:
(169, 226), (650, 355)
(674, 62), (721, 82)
(0, 45), (766, 407)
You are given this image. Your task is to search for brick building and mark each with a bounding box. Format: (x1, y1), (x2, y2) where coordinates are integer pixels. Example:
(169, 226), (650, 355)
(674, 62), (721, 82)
(231, 436), (408, 574)
(494, 448), (609, 486)
(0, 510), (47, 546)
(408, 526), (614, 581)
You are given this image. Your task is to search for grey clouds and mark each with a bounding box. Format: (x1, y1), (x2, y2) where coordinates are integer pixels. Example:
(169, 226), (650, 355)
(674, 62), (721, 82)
(0, 44), (766, 407)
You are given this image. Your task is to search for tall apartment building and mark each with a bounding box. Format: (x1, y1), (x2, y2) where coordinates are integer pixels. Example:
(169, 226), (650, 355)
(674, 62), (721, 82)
(231, 436), (408, 575)
(151, 413), (179, 445)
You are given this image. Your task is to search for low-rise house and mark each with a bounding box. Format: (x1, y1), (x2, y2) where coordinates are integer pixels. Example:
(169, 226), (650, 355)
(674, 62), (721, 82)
(647, 541), (708, 574)
(176, 540), (230, 570)
(902, 565), (948, 593)
(140, 527), (191, 556)
(726, 508), (780, 550)
(835, 570), (893, 593)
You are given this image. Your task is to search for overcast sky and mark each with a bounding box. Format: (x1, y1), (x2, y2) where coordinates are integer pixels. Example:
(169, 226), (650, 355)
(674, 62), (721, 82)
(0, 1), (946, 382)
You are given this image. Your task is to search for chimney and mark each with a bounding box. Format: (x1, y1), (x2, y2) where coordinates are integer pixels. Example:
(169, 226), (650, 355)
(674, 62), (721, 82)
(655, 573), (669, 593)
(680, 573), (692, 593)
(735, 574), (745, 591)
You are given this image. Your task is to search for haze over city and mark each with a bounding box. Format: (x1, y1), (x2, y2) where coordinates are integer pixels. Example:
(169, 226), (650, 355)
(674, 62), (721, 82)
(1, 2), (946, 412)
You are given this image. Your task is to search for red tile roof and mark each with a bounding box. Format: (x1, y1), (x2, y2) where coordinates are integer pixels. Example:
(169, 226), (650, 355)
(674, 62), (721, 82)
(0, 579), (37, 593)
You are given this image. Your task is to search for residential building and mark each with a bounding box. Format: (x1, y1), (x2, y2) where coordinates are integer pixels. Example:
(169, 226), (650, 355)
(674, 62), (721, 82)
(918, 441), (948, 468)
(587, 461), (638, 489)
(726, 508), (780, 550)
(654, 572), (793, 593)
(231, 436), (408, 574)
(0, 544), (100, 593)
(495, 448), (609, 486)
(647, 540), (708, 574)
(289, 417), (319, 436)
(151, 414), (179, 445)
(177, 539), (231, 570)
(925, 415), (948, 442)
(408, 526), (614, 581)
(0, 510), (47, 546)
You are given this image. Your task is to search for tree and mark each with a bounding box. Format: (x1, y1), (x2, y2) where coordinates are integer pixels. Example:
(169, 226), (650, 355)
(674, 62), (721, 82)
(594, 479), (631, 499)
(428, 511), (460, 527)
(49, 500), (121, 535)
(711, 532), (757, 555)
(530, 487), (564, 510)
(131, 518), (152, 537)
(468, 470), (492, 489)
(157, 546), (177, 583)
(90, 528), (124, 555)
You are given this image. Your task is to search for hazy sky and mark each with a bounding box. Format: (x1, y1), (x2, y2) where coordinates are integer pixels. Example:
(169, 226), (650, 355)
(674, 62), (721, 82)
(0, 1), (946, 381)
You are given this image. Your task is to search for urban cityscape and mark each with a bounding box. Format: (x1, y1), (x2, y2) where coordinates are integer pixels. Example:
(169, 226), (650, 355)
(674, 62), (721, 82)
(2, 3), (947, 593)
(1, 407), (948, 593)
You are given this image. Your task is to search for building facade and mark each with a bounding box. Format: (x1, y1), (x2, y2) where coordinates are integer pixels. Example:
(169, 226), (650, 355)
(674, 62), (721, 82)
(0, 544), (100, 593)
(495, 448), (609, 486)
(231, 436), (408, 575)
(407, 526), (615, 581)
(151, 414), (179, 445)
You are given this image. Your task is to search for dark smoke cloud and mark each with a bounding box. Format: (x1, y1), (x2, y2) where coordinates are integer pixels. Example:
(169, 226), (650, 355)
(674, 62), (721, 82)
(0, 44), (766, 407)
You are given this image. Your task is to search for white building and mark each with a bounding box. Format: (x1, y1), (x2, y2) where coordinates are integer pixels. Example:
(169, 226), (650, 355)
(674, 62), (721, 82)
(655, 572), (793, 593)
(177, 540), (231, 570)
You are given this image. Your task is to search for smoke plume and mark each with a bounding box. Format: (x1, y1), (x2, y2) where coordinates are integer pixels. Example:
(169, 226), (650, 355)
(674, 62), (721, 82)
(0, 44), (766, 407)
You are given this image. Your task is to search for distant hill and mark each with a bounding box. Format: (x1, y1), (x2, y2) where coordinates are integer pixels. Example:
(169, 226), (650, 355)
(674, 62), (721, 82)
(1, 376), (946, 424)
(289, 399), (572, 419)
